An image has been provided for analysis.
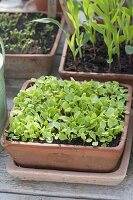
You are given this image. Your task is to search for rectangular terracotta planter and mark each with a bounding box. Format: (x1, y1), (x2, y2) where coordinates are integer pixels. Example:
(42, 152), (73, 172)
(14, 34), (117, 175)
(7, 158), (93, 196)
(1, 80), (132, 172)
(6, 113), (133, 185)
(4, 14), (64, 79)
(59, 39), (133, 85)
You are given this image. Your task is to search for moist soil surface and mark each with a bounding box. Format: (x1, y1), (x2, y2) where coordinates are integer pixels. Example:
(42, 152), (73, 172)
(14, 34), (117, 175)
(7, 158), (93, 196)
(65, 34), (133, 74)
(8, 133), (121, 148)
(37, 134), (121, 147)
(0, 13), (60, 54)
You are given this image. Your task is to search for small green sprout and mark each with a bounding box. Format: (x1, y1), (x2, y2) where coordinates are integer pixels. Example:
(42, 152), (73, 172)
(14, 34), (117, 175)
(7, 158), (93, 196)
(0, 13), (58, 54)
(6, 76), (128, 147)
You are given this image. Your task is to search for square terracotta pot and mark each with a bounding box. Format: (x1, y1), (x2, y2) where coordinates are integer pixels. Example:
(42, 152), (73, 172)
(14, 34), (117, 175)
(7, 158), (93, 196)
(1, 80), (132, 172)
(59, 39), (133, 85)
(4, 13), (64, 79)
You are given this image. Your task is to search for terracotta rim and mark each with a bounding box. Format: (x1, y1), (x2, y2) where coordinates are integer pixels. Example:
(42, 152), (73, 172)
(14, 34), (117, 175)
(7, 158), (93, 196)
(1, 79), (132, 151)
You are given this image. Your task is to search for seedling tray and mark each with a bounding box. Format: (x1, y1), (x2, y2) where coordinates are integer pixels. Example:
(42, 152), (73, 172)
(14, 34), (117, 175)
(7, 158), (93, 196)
(6, 111), (133, 186)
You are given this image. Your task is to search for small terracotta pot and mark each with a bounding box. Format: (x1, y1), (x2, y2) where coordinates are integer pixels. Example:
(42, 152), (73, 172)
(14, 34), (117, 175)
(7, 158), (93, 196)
(59, 39), (133, 85)
(5, 15), (64, 79)
(34, 0), (62, 12)
(1, 80), (132, 172)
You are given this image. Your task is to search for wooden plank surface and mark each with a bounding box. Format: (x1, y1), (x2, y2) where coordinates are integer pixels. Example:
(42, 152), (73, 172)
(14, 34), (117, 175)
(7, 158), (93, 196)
(0, 193), (72, 200)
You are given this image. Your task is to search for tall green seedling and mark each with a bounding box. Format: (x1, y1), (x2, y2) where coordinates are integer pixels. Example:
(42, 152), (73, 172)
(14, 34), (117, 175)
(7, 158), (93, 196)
(90, 0), (116, 71)
(66, 0), (90, 66)
(117, 6), (133, 65)
(34, 0), (89, 69)
(111, 5), (124, 70)
(66, 0), (81, 60)
(101, 22), (114, 72)
(81, 0), (96, 57)
(90, 0), (126, 71)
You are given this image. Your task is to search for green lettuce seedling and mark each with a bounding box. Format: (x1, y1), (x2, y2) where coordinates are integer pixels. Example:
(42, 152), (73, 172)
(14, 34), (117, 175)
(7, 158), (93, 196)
(6, 76), (128, 147)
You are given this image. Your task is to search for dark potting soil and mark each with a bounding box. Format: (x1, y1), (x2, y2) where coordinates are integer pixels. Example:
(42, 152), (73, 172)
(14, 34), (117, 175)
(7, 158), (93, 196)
(10, 131), (121, 148)
(65, 34), (133, 74)
(35, 134), (121, 147)
(0, 13), (60, 54)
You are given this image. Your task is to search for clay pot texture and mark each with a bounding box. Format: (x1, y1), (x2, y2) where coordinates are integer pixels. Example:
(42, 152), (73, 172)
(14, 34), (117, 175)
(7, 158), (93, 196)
(34, 0), (62, 12)
(59, 39), (133, 85)
(1, 80), (132, 172)
(5, 16), (64, 79)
